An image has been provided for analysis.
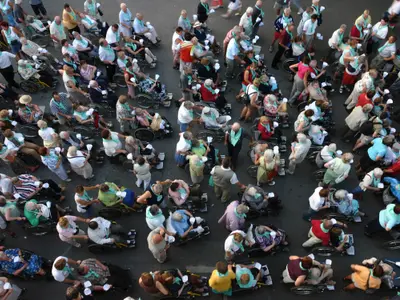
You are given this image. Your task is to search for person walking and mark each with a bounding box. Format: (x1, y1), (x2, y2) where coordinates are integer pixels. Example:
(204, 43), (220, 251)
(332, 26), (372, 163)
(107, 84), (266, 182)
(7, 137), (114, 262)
(211, 157), (246, 203)
(56, 215), (89, 248)
(287, 133), (312, 174)
(224, 122), (251, 170)
(0, 50), (19, 89)
(29, 0), (47, 20)
(147, 226), (172, 263)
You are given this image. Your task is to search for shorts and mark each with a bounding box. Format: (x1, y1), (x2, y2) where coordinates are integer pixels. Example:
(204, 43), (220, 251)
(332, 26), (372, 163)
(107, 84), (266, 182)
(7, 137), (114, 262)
(274, 2), (289, 9)
(273, 31), (281, 40)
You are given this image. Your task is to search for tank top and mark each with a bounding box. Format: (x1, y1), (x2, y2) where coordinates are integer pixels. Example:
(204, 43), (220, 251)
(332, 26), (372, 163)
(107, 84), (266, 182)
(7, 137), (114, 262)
(145, 185), (163, 206)
(3, 27), (18, 43)
(242, 66), (255, 86)
(0, 0), (11, 13)
(287, 258), (308, 280)
(180, 41), (194, 63)
(297, 62), (309, 79)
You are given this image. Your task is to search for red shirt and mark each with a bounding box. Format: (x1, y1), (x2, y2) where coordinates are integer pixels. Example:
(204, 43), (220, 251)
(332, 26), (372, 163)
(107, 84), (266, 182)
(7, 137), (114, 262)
(278, 30), (291, 47)
(386, 160), (400, 176)
(257, 122), (273, 140)
(199, 84), (217, 102)
(356, 93), (372, 107)
(350, 25), (363, 39)
(310, 220), (331, 246)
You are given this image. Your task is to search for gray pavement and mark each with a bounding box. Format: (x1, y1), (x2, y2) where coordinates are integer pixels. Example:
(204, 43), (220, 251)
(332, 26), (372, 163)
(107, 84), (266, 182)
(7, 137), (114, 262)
(1, 0), (398, 299)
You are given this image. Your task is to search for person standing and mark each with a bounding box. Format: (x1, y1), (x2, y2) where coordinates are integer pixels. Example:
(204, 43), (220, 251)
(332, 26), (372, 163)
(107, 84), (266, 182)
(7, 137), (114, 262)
(225, 35), (244, 79)
(99, 38), (116, 84)
(147, 227), (171, 263)
(269, 8), (293, 52)
(287, 133), (312, 174)
(39, 147), (72, 182)
(271, 23), (294, 69)
(62, 3), (81, 36)
(133, 156), (151, 190)
(13, 0), (29, 38)
(211, 157), (246, 203)
(209, 262), (236, 296)
(224, 122), (251, 170)
(29, 0), (47, 20)
(302, 14), (318, 50)
(177, 101), (195, 132)
(303, 187), (330, 221)
(274, 0), (289, 16)
(251, 1), (264, 39)
(49, 16), (67, 48)
(370, 36), (397, 70)
(239, 7), (253, 37)
(0, 50), (18, 89)
(56, 215), (89, 248)
(118, 3), (132, 38)
(67, 146), (93, 179)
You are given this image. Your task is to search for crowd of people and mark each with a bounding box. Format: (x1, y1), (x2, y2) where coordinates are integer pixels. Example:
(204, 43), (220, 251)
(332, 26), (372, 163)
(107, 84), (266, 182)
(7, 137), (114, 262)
(0, 0), (398, 299)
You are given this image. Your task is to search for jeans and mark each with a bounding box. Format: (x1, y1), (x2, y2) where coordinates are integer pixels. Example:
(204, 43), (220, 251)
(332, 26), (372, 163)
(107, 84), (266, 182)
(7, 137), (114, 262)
(178, 120), (189, 132)
(352, 186), (363, 194)
(225, 58), (237, 77)
(302, 207), (318, 221)
(271, 44), (286, 67)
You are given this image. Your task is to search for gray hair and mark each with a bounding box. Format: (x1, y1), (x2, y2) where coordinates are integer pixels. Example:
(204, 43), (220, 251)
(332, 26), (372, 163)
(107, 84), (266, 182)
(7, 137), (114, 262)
(340, 24), (347, 29)
(334, 189), (348, 200)
(373, 168), (383, 177)
(125, 136), (135, 144)
(183, 101), (194, 109)
(327, 143), (337, 152)
(246, 7), (253, 14)
(342, 152), (353, 163)
(263, 149), (274, 161)
(362, 104), (373, 113)
(204, 79), (213, 86)
(172, 211), (183, 221)
(236, 204), (249, 214)
(183, 131), (193, 140)
(59, 131), (69, 139)
(67, 146), (77, 156)
(247, 186), (257, 196)
(256, 226), (267, 234)
(152, 183), (163, 194)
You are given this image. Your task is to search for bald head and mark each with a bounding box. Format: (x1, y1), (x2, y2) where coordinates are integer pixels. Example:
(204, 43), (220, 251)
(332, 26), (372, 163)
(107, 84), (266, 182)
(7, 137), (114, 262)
(232, 122), (241, 132)
(256, 0), (262, 6)
(152, 234), (163, 244)
(54, 16), (61, 24)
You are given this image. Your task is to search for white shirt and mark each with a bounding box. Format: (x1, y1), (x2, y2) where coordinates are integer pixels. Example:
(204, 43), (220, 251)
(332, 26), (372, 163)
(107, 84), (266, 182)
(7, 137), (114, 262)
(99, 45), (116, 62)
(74, 192), (92, 213)
(320, 146), (335, 163)
(38, 127), (55, 143)
(4, 132), (24, 151)
(303, 19), (317, 35)
(309, 187), (325, 211)
(51, 256), (70, 282)
(177, 104), (193, 124)
(224, 230), (246, 252)
(379, 42), (397, 58)
(176, 133), (191, 153)
(87, 217), (113, 244)
(103, 131), (122, 156)
(0, 174), (11, 195)
(328, 29), (342, 49)
(355, 72), (374, 93)
(372, 22), (389, 40)
(388, 1), (400, 15)
(226, 38), (239, 60)
(72, 37), (90, 50)
(239, 13), (252, 29)
(56, 215), (79, 239)
(172, 32), (183, 52)
(105, 27), (120, 44)
(0, 51), (15, 69)
(210, 166), (239, 184)
(50, 21), (67, 42)
(67, 150), (86, 168)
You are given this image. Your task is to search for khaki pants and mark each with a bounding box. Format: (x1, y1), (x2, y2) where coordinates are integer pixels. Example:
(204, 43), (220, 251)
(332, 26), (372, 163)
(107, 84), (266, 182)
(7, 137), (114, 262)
(282, 265), (295, 283)
(214, 185), (230, 203)
(344, 88), (362, 110)
(302, 228), (323, 247)
(307, 266), (333, 285)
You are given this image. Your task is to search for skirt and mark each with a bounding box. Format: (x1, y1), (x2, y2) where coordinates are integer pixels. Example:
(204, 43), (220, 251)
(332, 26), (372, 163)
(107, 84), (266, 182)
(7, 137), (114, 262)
(342, 71), (358, 85)
(122, 189), (135, 207)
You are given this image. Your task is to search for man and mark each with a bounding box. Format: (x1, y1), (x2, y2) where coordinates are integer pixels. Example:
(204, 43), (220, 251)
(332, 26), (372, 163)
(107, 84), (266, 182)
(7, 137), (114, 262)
(177, 101), (195, 132)
(327, 24), (346, 62)
(269, 8), (293, 52)
(224, 122), (251, 170)
(225, 35), (244, 78)
(0, 50), (19, 89)
(105, 24), (122, 50)
(370, 36), (397, 70)
(302, 14), (318, 50)
(179, 67), (196, 102)
(211, 157), (246, 203)
(3, 129), (41, 163)
(133, 13), (160, 45)
(99, 38), (116, 84)
(59, 131), (84, 152)
(147, 226), (171, 263)
(72, 31), (98, 59)
(13, 0), (29, 38)
(302, 218), (347, 248)
(170, 210), (206, 238)
(201, 106), (229, 130)
(20, 37), (59, 71)
(271, 22), (294, 69)
(88, 217), (136, 245)
(116, 95), (136, 133)
(178, 9), (192, 33)
(303, 187), (330, 221)
(62, 3), (81, 35)
(239, 7), (254, 37)
(52, 256), (81, 284)
(251, 0), (264, 39)
(50, 16), (67, 48)
(344, 69), (378, 111)
(17, 94), (43, 124)
(369, 17), (389, 54)
(49, 91), (73, 124)
(30, 0), (47, 20)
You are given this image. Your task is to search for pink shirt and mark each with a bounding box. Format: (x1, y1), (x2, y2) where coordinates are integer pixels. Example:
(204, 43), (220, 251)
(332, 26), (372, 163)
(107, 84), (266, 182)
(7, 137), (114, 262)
(297, 62), (309, 79)
(56, 216), (78, 238)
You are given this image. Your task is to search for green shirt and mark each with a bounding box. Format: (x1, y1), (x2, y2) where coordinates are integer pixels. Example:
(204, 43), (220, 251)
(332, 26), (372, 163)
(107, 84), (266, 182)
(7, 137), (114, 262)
(24, 199), (46, 227)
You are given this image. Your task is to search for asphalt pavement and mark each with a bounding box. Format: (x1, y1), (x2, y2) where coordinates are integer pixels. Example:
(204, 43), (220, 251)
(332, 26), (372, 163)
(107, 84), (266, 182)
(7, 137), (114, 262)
(2, 0), (399, 299)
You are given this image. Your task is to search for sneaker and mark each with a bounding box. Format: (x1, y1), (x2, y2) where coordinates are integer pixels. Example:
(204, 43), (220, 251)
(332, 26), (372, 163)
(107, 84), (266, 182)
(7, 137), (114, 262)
(196, 226), (205, 234)
(128, 230), (136, 236)
(269, 46), (273, 53)
(268, 181), (276, 186)
(65, 178), (72, 182)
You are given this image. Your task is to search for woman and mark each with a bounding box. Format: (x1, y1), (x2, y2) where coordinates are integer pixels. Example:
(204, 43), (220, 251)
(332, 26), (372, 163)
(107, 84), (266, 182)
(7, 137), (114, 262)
(56, 215), (89, 248)
(72, 103), (111, 129)
(61, 39), (80, 62)
(315, 143), (337, 168)
(187, 154), (205, 184)
(191, 139), (210, 157)
(248, 225), (288, 253)
(330, 190), (364, 217)
(224, 230), (247, 261)
(255, 149), (279, 186)
(62, 65), (90, 106)
(124, 36), (157, 68)
(339, 54), (368, 94)
(125, 136), (147, 159)
(74, 184), (100, 217)
(139, 272), (166, 296)
(365, 203), (400, 236)
(0, 21), (22, 56)
(257, 116), (275, 140)
(197, 0), (210, 24)
(145, 204), (165, 230)
(175, 131), (192, 167)
(240, 78), (261, 122)
(17, 95), (44, 124)
(79, 60), (107, 86)
(323, 153), (353, 186)
(294, 109), (314, 133)
(168, 180), (190, 206)
(24, 199), (66, 227)
(98, 182), (136, 208)
(238, 61), (258, 99)
(343, 264), (383, 291)
(297, 7), (313, 36)
(355, 9), (371, 29)
(0, 248), (45, 277)
(343, 104), (373, 142)
(62, 53), (79, 73)
(134, 108), (152, 127)
(67, 146), (93, 179)
(118, 3), (132, 38)
(263, 94), (288, 121)
(133, 156), (151, 190)
(288, 56), (311, 105)
(287, 133), (312, 175)
(39, 147), (71, 182)
(101, 129), (127, 159)
(136, 180), (172, 207)
(0, 0), (16, 27)
(218, 201), (249, 232)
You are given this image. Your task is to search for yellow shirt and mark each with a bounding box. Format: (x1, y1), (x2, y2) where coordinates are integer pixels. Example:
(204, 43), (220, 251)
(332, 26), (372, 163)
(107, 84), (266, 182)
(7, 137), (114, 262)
(208, 270), (235, 292)
(351, 265), (381, 291)
(62, 9), (78, 30)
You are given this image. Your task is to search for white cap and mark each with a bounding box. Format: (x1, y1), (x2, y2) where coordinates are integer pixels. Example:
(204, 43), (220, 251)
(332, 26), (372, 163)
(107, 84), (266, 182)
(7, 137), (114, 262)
(387, 99), (394, 104)
(255, 54), (260, 60)
(214, 63), (220, 70)
(127, 153), (133, 160)
(282, 98), (288, 103)
(384, 89), (390, 95)
(336, 150), (343, 155)
(203, 106), (211, 113)
(330, 218), (337, 225)
(357, 43), (362, 49)
(273, 121), (279, 128)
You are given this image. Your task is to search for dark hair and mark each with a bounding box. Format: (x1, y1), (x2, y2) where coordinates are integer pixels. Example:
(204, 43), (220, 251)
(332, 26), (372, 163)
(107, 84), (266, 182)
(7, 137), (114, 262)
(0, 21), (9, 28)
(18, 102), (26, 108)
(176, 26), (183, 32)
(150, 204), (159, 215)
(54, 258), (67, 270)
(382, 16), (389, 23)
(38, 147), (48, 156)
(136, 156), (145, 165)
(75, 185), (84, 193)
(191, 139), (200, 148)
(184, 32), (193, 41)
(366, 90), (375, 99)
(0, 198), (6, 207)
(304, 109), (315, 117)
(61, 39), (68, 45)
(311, 14), (318, 20)
(52, 91), (59, 97)
(302, 56), (311, 64)
(88, 221), (98, 229)
(390, 36), (398, 42)
(141, 272), (154, 286)
(3, 129), (13, 138)
(394, 204), (400, 214)
(373, 265), (384, 277)
(342, 36), (350, 44)
(301, 256), (313, 269)
(112, 24), (119, 30)
(170, 182), (179, 191)
(216, 261), (227, 274)
(65, 287), (80, 300)
(64, 3), (70, 9)
(100, 184), (109, 192)
(222, 157), (231, 169)
(101, 129), (111, 139)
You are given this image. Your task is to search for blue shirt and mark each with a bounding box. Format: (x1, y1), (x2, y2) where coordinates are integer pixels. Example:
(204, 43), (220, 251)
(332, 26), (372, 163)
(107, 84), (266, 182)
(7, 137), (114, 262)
(368, 138), (388, 161)
(133, 18), (146, 34)
(171, 210), (189, 237)
(379, 203), (400, 229)
(383, 177), (400, 201)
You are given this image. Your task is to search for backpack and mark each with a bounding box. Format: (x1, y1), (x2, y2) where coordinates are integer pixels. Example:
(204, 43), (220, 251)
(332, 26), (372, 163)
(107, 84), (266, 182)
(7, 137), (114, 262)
(359, 116), (380, 135)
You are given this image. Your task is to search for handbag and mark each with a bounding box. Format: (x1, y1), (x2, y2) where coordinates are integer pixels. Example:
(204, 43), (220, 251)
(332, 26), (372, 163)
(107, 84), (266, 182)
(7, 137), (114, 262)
(365, 272), (376, 294)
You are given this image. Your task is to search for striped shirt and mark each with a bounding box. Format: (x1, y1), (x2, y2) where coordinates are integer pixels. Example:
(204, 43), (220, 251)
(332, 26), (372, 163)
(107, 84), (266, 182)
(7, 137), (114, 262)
(12, 174), (38, 200)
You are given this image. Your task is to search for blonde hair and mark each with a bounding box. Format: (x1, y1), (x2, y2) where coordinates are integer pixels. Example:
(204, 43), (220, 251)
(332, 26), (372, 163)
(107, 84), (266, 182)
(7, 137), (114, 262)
(58, 217), (69, 227)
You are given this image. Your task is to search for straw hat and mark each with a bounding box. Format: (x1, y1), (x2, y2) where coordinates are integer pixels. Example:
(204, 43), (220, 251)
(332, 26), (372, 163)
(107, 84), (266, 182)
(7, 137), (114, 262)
(19, 95), (32, 104)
